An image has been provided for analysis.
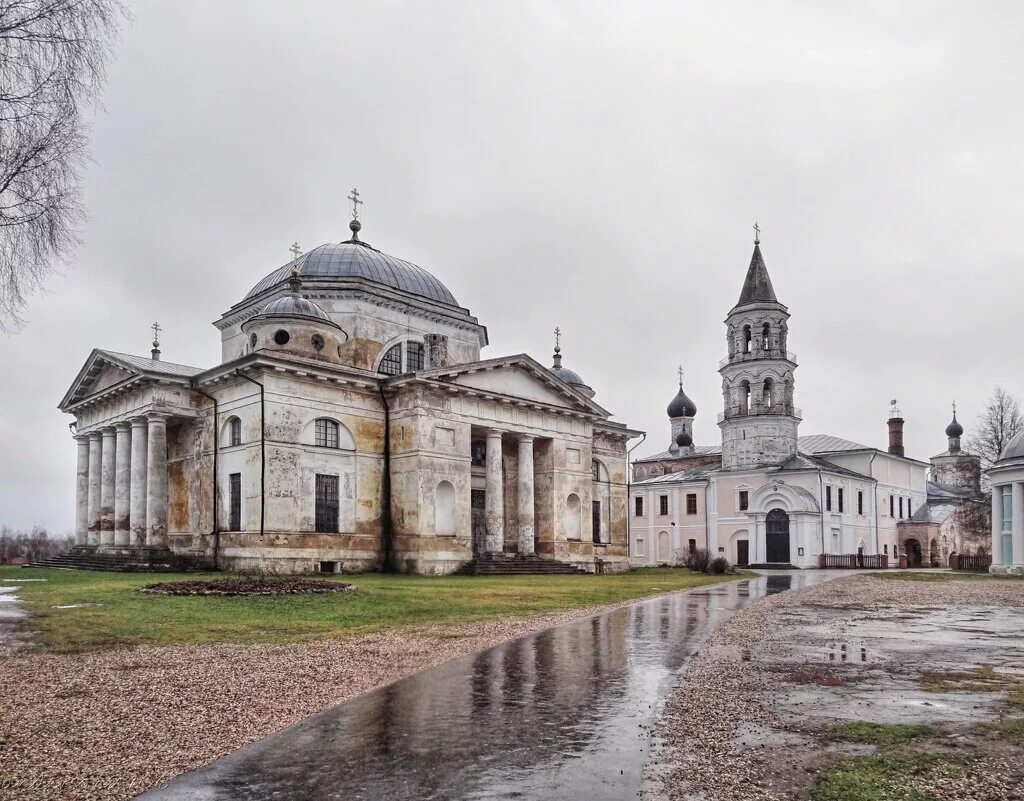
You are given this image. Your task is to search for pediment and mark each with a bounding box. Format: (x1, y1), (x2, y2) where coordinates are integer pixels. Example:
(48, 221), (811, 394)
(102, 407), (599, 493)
(59, 351), (141, 411)
(415, 355), (609, 417)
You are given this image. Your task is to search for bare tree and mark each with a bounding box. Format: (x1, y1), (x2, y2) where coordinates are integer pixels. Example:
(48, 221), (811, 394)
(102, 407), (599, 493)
(965, 386), (1024, 472)
(0, 0), (125, 326)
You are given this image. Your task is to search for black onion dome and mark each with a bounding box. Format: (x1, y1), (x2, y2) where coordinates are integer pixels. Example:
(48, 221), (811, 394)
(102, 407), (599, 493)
(675, 431), (693, 447)
(945, 414), (964, 438)
(667, 387), (697, 418)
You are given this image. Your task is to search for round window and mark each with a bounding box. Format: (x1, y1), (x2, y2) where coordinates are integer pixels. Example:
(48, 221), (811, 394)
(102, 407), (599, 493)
(274, 329), (290, 346)
(311, 333), (325, 351)
(249, 333), (257, 348)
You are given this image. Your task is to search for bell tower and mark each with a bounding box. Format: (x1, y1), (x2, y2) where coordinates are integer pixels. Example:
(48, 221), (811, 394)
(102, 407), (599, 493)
(718, 227), (801, 469)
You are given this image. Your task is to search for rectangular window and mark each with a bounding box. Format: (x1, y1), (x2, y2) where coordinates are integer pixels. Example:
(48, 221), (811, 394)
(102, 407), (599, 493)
(838, 488), (844, 513)
(1002, 486), (1013, 532)
(315, 419), (339, 448)
(659, 495), (669, 516)
(738, 490), (749, 511)
(857, 490), (864, 515)
(688, 538), (697, 553)
(884, 544), (889, 555)
(686, 493), (697, 515)
(898, 497), (904, 519)
(889, 494), (894, 517)
(315, 474), (339, 533)
(228, 473), (241, 532)
(825, 485), (832, 512)
(593, 501), (602, 543)
(635, 496), (644, 517)
(906, 498), (912, 518)
(406, 341), (424, 372)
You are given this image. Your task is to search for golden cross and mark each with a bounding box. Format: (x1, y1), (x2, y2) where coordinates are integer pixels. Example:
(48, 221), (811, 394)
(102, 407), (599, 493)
(348, 187), (363, 220)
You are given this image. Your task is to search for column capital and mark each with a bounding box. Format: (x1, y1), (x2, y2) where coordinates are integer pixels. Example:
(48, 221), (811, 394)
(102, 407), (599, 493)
(73, 432), (90, 443)
(130, 416), (149, 428)
(87, 430), (102, 441)
(147, 412), (172, 423)
(115, 420), (133, 432)
(101, 426), (117, 437)
(516, 433), (537, 443)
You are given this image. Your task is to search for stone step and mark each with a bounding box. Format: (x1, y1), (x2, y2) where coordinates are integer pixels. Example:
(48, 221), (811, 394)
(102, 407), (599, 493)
(456, 556), (589, 576)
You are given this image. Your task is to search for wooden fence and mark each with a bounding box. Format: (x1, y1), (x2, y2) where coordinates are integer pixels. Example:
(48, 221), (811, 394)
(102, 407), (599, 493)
(949, 553), (991, 572)
(818, 553), (889, 569)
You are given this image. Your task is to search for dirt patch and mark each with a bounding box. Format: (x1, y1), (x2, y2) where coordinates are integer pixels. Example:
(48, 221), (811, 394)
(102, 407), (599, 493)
(645, 574), (1024, 801)
(139, 577), (354, 596)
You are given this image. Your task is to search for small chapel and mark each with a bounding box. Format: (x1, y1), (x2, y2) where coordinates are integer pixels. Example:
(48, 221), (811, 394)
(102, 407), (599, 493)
(630, 230), (990, 569)
(58, 196), (640, 574)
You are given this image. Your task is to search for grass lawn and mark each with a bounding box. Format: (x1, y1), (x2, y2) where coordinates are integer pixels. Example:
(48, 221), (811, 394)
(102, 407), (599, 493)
(0, 566), (739, 652)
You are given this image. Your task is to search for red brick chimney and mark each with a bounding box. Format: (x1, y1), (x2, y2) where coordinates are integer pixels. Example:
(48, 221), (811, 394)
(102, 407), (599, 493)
(887, 400), (905, 457)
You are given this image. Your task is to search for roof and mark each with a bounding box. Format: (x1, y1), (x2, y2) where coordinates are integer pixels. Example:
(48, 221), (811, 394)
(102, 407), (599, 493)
(997, 429), (1024, 463)
(636, 434), (870, 464)
(244, 241), (460, 307)
(667, 385), (697, 418)
(95, 350), (203, 378)
(776, 453), (872, 480)
(250, 293), (339, 328)
(735, 242), (778, 306)
(59, 349), (204, 411)
(634, 463), (719, 485)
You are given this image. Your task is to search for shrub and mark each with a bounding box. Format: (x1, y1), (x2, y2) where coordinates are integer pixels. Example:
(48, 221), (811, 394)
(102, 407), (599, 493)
(685, 547), (711, 573)
(707, 557), (730, 574)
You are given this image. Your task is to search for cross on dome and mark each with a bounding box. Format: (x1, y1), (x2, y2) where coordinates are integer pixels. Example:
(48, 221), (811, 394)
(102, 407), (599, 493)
(151, 321), (161, 345)
(348, 187), (363, 220)
(753, 221), (761, 244)
(289, 242), (302, 261)
(554, 326), (562, 354)
(678, 365), (684, 388)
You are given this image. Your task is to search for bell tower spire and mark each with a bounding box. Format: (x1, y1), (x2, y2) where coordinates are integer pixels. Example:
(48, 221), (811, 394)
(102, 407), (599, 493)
(718, 230), (800, 469)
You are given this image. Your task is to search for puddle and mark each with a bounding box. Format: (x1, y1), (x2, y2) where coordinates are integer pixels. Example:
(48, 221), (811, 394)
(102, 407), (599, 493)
(0, 584), (28, 648)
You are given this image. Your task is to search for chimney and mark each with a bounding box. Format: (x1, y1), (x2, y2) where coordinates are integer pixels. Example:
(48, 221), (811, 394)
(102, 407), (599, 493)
(887, 399), (904, 457)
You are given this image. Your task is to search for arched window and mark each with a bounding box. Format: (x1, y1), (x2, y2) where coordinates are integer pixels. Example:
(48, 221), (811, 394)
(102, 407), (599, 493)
(315, 418), (340, 448)
(739, 380), (751, 414)
(379, 344), (402, 376)
(227, 416), (241, 447)
(435, 480), (456, 536)
(762, 322), (771, 351)
(763, 378), (774, 410)
(742, 325), (752, 354)
(566, 493), (582, 540)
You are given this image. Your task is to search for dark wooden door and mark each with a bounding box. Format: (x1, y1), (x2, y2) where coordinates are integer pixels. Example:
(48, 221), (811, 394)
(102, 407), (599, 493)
(471, 490), (486, 555)
(736, 540), (749, 566)
(765, 509), (791, 563)
(592, 501), (601, 544)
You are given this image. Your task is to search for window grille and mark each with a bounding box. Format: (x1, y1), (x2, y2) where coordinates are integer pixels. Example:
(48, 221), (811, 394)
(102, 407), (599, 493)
(315, 419), (339, 448)
(228, 473), (241, 531)
(315, 474), (339, 533)
(229, 417), (241, 447)
(379, 344), (402, 375)
(659, 495), (669, 516)
(406, 341), (424, 372)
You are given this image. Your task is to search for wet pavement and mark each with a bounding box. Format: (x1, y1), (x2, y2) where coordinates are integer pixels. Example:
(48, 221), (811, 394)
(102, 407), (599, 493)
(139, 571), (844, 801)
(0, 583), (28, 648)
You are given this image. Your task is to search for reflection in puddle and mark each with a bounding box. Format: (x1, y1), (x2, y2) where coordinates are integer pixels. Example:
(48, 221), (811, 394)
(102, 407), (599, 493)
(140, 572), (842, 801)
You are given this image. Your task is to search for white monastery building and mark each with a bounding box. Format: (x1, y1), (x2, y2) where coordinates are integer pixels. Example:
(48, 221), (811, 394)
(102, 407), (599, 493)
(629, 233), (990, 569)
(59, 201), (640, 574)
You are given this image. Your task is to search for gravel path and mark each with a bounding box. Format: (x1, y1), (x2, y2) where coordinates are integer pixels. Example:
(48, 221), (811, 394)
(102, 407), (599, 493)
(0, 599), (647, 801)
(646, 575), (1024, 801)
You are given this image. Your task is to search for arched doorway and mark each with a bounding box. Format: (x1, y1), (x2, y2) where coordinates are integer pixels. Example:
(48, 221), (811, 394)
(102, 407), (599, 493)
(928, 539), (939, 567)
(905, 538), (922, 568)
(765, 509), (791, 563)
(657, 531), (671, 562)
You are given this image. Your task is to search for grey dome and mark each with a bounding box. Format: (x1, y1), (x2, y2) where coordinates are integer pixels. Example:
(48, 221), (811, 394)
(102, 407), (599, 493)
(250, 293), (342, 329)
(550, 364), (587, 388)
(945, 414), (964, 438)
(998, 430), (1024, 462)
(675, 431), (693, 447)
(667, 386), (697, 418)
(245, 242), (459, 307)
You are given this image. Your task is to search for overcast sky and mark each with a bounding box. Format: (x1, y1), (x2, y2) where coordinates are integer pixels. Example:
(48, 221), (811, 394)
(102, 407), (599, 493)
(2, 1), (1023, 532)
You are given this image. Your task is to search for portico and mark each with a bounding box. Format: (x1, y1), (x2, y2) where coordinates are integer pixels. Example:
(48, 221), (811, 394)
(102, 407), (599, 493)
(989, 432), (1024, 574)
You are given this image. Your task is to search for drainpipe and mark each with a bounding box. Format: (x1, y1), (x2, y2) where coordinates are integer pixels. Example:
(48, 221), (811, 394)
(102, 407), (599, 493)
(817, 466), (825, 557)
(625, 433), (647, 559)
(868, 452), (879, 557)
(378, 384), (394, 573)
(703, 481), (711, 554)
(192, 384), (220, 566)
(235, 370), (265, 537)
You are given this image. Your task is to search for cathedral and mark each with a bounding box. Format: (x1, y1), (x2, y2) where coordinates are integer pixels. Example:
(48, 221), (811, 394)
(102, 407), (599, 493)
(59, 200), (640, 574)
(630, 234), (990, 568)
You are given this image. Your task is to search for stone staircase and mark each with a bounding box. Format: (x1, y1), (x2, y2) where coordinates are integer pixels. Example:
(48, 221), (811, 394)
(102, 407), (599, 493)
(27, 547), (179, 572)
(456, 554), (590, 576)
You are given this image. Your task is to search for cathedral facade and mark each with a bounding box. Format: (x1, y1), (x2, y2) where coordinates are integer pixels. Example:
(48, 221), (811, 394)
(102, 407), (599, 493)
(627, 236), (987, 569)
(60, 212), (639, 574)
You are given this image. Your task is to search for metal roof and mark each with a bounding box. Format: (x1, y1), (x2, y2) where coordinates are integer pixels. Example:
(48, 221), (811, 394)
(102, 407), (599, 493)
(253, 294), (338, 327)
(735, 242), (778, 306)
(244, 242), (459, 307)
(634, 464), (718, 485)
(99, 350), (203, 378)
(797, 434), (872, 454)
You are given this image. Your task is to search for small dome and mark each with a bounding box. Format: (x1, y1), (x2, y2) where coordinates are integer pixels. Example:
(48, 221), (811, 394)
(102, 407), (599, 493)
(945, 414), (964, 438)
(550, 364), (586, 388)
(250, 293), (341, 330)
(675, 431), (693, 448)
(667, 386), (697, 418)
(998, 430), (1024, 462)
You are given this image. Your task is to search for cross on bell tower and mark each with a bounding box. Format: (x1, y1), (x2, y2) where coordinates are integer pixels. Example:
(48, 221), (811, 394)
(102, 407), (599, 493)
(151, 322), (162, 362)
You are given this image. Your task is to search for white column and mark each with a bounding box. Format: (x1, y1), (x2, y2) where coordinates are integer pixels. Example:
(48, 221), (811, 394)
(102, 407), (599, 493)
(99, 428), (116, 547)
(146, 415), (169, 549)
(991, 486), (1003, 565)
(130, 417), (148, 548)
(1013, 482), (1024, 566)
(113, 423), (132, 547)
(485, 429), (504, 554)
(86, 432), (102, 546)
(74, 435), (90, 546)
(517, 435), (535, 555)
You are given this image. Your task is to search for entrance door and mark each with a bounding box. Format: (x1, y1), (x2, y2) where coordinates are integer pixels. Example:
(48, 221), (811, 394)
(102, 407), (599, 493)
(736, 540), (749, 566)
(905, 538), (922, 567)
(765, 509), (791, 563)
(471, 490), (486, 555)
